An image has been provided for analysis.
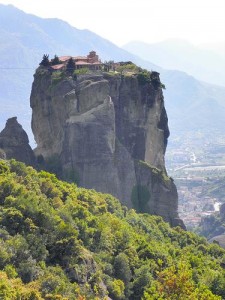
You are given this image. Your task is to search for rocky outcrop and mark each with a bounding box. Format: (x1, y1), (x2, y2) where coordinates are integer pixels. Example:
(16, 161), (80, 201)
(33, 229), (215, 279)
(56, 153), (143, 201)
(30, 67), (183, 226)
(0, 117), (35, 166)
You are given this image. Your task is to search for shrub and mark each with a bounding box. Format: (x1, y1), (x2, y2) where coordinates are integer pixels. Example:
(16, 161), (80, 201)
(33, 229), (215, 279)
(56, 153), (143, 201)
(51, 71), (64, 86)
(137, 71), (151, 85)
(73, 67), (89, 76)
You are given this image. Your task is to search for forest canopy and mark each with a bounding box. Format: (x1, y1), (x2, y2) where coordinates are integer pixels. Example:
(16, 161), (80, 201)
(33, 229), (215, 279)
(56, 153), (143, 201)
(0, 159), (225, 299)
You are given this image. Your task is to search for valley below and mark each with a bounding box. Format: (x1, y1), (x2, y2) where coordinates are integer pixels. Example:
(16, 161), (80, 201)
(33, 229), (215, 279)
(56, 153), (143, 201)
(166, 130), (225, 229)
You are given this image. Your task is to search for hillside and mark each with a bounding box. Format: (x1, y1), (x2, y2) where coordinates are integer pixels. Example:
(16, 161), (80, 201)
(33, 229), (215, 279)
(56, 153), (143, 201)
(0, 159), (225, 299)
(162, 70), (225, 133)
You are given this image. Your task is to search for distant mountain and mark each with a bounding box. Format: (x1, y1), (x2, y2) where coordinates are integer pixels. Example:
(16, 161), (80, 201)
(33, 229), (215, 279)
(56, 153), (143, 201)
(122, 39), (225, 142)
(1, 4), (225, 152)
(201, 41), (225, 59)
(123, 39), (225, 87)
(161, 70), (225, 134)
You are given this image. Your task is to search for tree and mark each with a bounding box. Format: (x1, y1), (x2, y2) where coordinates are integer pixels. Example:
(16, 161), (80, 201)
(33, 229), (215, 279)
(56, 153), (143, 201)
(114, 253), (131, 285)
(108, 279), (125, 300)
(40, 54), (50, 67)
(51, 55), (60, 65)
(132, 265), (152, 298)
(116, 63), (137, 75)
(114, 253), (132, 298)
(66, 57), (75, 74)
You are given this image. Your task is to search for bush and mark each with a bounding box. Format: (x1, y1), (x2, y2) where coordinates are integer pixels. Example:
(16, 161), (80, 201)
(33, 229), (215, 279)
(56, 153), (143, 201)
(73, 67), (89, 76)
(108, 279), (125, 300)
(51, 71), (64, 86)
(137, 71), (151, 85)
(4, 264), (18, 279)
(114, 253), (131, 285)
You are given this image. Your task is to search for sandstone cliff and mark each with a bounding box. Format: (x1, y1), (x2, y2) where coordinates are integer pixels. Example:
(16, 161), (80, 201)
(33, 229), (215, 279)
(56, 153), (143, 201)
(0, 117), (35, 166)
(30, 67), (182, 226)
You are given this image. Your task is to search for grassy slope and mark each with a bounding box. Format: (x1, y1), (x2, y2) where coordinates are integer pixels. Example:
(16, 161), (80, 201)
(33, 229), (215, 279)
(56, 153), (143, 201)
(0, 159), (225, 299)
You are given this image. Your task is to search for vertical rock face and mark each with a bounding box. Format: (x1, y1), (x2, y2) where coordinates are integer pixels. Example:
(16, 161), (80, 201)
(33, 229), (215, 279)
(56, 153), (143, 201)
(30, 68), (182, 226)
(106, 72), (169, 170)
(0, 117), (35, 166)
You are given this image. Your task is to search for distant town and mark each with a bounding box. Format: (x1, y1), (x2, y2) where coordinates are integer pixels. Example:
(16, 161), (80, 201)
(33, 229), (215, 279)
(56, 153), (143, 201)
(166, 129), (225, 229)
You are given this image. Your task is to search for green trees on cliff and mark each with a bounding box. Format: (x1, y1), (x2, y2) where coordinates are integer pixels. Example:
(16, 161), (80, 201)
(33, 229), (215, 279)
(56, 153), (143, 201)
(0, 159), (225, 299)
(51, 55), (60, 65)
(39, 54), (50, 67)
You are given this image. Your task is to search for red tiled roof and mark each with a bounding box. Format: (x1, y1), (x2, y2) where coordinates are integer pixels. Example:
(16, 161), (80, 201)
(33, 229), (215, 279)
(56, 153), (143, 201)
(51, 64), (65, 70)
(73, 56), (87, 60)
(59, 56), (72, 62)
(75, 61), (90, 65)
(75, 61), (102, 65)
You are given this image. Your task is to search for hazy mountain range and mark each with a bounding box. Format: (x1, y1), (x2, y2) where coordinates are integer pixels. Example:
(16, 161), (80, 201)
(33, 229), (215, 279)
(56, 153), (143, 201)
(0, 4), (225, 149)
(123, 39), (225, 87)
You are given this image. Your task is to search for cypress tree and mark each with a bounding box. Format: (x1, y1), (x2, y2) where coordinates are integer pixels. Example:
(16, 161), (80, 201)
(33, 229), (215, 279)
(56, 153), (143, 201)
(39, 54), (50, 67)
(52, 55), (60, 65)
(66, 57), (75, 74)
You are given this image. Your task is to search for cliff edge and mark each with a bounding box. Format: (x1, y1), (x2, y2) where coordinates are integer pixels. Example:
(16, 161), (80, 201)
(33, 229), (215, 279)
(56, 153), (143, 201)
(30, 64), (182, 226)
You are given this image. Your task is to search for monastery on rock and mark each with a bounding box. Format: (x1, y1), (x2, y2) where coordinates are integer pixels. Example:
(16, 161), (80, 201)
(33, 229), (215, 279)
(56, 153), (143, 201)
(51, 51), (103, 71)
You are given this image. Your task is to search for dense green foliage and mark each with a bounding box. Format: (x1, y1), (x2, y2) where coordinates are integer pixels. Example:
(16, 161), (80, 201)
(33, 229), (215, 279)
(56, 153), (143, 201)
(137, 71), (151, 85)
(1, 160), (225, 299)
(73, 68), (89, 76)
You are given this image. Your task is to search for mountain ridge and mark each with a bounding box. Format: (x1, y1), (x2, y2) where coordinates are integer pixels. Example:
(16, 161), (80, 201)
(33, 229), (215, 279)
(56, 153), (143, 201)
(123, 39), (225, 87)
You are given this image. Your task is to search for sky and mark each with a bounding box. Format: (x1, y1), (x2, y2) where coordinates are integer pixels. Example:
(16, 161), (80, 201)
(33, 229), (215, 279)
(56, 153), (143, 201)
(0, 0), (224, 46)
